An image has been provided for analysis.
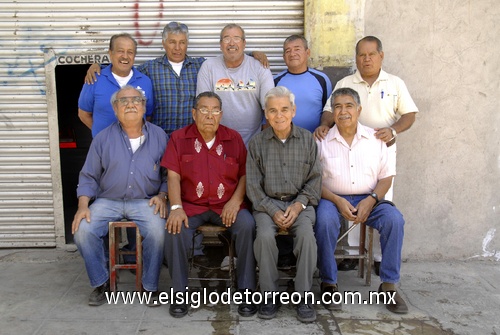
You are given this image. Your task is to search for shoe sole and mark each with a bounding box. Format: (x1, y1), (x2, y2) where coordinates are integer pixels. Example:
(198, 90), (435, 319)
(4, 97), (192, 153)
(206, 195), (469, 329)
(169, 311), (188, 318)
(297, 315), (316, 323)
(322, 303), (342, 311)
(88, 300), (106, 306)
(257, 312), (277, 320)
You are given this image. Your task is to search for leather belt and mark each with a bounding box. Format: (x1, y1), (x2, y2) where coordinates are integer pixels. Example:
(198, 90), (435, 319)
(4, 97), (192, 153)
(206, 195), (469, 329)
(274, 195), (296, 202)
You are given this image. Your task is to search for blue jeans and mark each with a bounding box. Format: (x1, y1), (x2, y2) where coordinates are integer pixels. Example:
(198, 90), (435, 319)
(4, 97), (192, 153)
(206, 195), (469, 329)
(74, 198), (165, 291)
(315, 196), (405, 284)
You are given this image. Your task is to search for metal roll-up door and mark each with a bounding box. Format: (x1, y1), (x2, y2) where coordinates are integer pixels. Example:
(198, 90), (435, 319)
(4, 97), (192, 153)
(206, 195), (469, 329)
(0, 0), (303, 247)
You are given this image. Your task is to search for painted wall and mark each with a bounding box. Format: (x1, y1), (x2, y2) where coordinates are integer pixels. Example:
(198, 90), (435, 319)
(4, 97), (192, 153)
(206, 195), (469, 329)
(307, 0), (500, 260)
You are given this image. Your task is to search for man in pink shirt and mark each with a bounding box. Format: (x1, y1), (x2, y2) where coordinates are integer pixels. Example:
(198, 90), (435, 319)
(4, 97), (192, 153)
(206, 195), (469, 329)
(315, 87), (407, 314)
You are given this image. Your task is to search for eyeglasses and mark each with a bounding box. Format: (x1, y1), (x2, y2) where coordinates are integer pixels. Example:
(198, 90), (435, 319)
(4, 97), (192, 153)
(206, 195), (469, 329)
(221, 36), (243, 44)
(197, 108), (222, 115)
(114, 96), (145, 106)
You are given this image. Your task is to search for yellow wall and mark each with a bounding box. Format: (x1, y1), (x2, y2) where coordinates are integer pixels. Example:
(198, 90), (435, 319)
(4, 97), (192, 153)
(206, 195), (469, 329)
(304, 0), (365, 68)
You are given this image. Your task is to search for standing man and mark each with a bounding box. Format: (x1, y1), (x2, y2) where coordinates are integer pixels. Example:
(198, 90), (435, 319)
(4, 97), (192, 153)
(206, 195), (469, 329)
(315, 87), (407, 314)
(274, 35), (333, 133)
(316, 36), (418, 267)
(196, 23), (275, 145)
(78, 33), (154, 137)
(246, 86), (321, 322)
(161, 92), (256, 318)
(73, 86), (168, 306)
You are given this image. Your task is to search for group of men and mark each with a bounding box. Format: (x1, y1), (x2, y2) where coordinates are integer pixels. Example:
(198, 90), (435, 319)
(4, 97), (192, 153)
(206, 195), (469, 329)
(72, 21), (418, 323)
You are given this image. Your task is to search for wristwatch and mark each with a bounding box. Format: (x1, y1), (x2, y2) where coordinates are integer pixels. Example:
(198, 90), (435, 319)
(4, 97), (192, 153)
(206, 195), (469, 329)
(369, 192), (379, 203)
(170, 204), (183, 211)
(389, 127), (397, 138)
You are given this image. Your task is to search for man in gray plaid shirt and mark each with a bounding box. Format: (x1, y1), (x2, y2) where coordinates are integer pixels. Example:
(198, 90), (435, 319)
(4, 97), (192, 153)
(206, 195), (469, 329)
(246, 86), (322, 323)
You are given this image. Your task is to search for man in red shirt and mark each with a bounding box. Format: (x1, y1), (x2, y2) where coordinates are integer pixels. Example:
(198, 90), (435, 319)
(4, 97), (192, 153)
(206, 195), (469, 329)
(161, 91), (256, 318)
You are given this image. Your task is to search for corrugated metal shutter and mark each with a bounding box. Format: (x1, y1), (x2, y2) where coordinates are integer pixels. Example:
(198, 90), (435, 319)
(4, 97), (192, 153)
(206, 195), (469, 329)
(0, 0), (303, 247)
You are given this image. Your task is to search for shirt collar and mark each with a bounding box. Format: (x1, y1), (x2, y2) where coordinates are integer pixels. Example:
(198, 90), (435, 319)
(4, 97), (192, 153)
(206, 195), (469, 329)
(184, 123), (232, 141)
(353, 68), (388, 84)
(263, 122), (301, 141)
(330, 122), (370, 143)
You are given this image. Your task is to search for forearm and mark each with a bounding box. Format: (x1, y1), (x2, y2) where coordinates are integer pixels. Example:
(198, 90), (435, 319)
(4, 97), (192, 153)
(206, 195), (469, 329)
(391, 112), (416, 134)
(372, 176), (393, 200)
(320, 111), (335, 128)
(78, 109), (93, 129)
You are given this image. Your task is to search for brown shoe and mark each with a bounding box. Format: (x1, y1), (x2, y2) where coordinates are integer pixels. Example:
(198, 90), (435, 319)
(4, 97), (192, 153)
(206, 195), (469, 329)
(378, 283), (408, 314)
(320, 282), (342, 311)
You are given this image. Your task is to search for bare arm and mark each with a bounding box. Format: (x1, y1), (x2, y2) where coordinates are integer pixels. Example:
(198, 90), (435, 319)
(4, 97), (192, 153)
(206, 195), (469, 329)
(78, 109), (93, 130)
(165, 170), (188, 235)
(374, 112), (417, 143)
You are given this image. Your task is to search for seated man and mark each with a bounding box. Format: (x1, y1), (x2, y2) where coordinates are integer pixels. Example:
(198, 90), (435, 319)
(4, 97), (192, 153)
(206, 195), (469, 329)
(246, 86), (321, 323)
(72, 85), (168, 306)
(315, 87), (407, 313)
(161, 91), (256, 318)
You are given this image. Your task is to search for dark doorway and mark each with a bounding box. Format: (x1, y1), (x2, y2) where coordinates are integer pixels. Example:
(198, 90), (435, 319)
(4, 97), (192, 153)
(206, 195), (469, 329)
(55, 64), (93, 244)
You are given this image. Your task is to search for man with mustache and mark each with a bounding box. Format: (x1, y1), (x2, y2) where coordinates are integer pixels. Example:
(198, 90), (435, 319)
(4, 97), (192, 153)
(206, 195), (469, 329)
(196, 23), (274, 145)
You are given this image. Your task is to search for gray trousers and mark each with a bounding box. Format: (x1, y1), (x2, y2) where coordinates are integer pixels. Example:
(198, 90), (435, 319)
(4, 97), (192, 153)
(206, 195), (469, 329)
(165, 209), (256, 293)
(253, 206), (317, 297)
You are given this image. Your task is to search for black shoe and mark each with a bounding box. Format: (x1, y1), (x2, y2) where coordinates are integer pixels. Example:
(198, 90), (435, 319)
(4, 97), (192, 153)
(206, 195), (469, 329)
(338, 259), (357, 271)
(88, 280), (109, 306)
(320, 282), (342, 311)
(296, 300), (316, 322)
(277, 253), (296, 270)
(142, 287), (160, 307)
(169, 303), (188, 318)
(258, 302), (281, 319)
(238, 302), (257, 317)
(374, 261), (381, 276)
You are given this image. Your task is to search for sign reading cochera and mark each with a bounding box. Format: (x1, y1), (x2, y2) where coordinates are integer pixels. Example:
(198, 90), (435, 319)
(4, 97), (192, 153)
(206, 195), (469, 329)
(57, 54), (110, 65)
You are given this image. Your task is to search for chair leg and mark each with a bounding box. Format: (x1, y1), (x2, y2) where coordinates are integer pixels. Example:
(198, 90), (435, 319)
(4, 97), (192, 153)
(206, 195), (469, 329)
(135, 225), (142, 292)
(365, 227), (373, 286)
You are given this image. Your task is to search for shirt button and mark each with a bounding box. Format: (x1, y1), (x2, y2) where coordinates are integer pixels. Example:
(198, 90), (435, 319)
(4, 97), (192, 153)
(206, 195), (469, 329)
(128, 185), (132, 188)
(131, 172), (133, 174)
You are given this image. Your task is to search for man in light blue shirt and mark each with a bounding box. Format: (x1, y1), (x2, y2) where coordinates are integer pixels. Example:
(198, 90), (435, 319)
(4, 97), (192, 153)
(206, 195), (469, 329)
(73, 86), (167, 307)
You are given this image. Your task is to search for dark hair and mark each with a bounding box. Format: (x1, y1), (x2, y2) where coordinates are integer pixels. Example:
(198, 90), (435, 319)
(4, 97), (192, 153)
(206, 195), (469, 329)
(194, 91), (223, 110)
(283, 34), (308, 50)
(109, 33), (137, 53)
(355, 36), (383, 55)
(331, 87), (361, 107)
(220, 23), (246, 41)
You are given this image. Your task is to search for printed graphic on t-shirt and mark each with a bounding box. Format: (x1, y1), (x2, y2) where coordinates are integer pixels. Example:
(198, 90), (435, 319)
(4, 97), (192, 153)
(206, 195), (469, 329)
(215, 78), (256, 91)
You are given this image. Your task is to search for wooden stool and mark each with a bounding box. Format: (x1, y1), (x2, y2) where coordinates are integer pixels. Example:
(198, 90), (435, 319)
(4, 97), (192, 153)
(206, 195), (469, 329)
(189, 224), (236, 289)
(109, 221), (142, 292)
(335, 220), (374, 286)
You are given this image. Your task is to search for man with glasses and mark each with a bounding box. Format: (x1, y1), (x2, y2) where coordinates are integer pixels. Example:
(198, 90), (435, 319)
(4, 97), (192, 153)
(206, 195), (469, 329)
(161, 91), (256, 318)
(73, 86), (168, 306)
(196, 23), (275, 145)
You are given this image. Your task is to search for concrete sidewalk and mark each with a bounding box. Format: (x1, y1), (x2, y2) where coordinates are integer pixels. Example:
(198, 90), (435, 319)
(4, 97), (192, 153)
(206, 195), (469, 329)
(0, 247), (498, 335)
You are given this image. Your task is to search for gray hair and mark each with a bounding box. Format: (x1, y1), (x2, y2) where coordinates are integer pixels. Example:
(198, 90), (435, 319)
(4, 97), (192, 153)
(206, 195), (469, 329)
(220, 23), (246, 41)
(162, 21), (189, 42)
(330, 87), (361, 107)
(355, 36), (383, 55)
(109, 33), (137, 53)
(110, 85), (146, 105)
(264, 86), (295, 109)
(283, 34), (308, 50)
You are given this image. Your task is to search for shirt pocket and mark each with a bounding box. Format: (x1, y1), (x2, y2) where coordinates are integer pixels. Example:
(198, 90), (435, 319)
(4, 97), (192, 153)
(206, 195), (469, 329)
(180, 154), (199, 178)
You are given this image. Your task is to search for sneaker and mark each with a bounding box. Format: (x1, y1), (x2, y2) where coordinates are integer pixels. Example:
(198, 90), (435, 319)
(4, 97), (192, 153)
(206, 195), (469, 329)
(88, 280), (109, 306)
(296, 300), (316, 322)
(220, 256), (237, 271)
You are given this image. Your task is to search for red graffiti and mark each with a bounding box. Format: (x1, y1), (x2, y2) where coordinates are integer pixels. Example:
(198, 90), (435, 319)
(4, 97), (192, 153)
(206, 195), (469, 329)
(133, 0), (164, 45)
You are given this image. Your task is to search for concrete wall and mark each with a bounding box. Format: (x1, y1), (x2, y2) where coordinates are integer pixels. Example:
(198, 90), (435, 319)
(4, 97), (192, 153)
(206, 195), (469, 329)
(307, 0), (500, 260)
